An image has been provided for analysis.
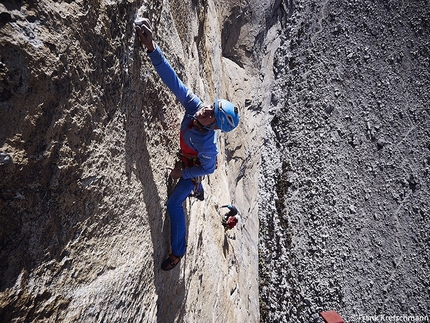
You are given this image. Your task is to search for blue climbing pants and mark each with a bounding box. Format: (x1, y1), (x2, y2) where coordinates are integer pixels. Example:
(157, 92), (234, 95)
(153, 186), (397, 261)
(166, 177), (195, 257)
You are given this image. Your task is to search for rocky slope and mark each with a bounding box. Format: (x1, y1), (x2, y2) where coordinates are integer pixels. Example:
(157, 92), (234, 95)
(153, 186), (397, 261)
(0, 0), (280, 322)
(259, 0), (430, 322)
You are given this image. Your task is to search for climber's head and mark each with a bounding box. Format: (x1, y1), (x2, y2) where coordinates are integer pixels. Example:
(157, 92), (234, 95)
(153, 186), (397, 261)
(194, 99), (240, 133)
(194, 105), (217, 131)
(214, 99), (240, 132)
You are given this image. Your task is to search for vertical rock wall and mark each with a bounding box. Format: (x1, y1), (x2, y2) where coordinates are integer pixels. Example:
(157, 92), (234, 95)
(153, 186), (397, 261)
(0, 0), (278, 322)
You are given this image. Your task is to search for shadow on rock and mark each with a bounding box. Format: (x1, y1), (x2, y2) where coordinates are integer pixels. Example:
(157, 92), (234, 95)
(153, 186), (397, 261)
(125, 71), (185, 323)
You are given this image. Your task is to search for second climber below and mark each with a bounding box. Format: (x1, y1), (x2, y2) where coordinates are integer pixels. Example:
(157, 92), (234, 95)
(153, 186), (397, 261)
(135, 18), (240, 271)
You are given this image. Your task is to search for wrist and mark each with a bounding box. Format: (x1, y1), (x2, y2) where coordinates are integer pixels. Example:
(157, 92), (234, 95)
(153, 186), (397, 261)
(146, 41), (156, 53)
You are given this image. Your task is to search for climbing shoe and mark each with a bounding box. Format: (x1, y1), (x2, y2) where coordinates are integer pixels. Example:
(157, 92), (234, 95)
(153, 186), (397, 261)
(161, 253), (182, 271)
(189, 186), (204, 201)
(193, 188), (204, 201)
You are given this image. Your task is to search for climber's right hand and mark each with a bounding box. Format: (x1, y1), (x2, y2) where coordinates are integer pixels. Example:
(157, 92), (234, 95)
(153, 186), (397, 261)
(135, 18), (155, 52)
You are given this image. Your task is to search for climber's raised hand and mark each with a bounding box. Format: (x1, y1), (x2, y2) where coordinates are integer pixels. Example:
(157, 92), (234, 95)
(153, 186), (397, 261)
(135, 18), (155, 52)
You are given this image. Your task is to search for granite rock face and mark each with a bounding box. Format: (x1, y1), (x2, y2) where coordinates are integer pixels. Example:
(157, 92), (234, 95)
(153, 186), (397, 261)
(259, 1), (430, 322)
(0, 1), (279, 322)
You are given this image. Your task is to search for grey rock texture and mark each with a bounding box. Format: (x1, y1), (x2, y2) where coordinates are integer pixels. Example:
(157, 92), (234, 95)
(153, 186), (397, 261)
(259, 0), (430, 322)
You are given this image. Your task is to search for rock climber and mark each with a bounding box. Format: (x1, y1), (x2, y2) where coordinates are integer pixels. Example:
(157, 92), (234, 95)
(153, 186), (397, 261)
(135, 18), (240, 271)
(221, 205), (239, 231)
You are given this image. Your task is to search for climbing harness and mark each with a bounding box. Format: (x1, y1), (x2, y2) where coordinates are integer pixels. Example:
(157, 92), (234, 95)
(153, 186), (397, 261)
(177, 151), (204, 200)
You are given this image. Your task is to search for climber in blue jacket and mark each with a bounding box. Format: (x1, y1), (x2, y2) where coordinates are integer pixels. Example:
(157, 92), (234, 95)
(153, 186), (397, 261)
(135, 18), (240, 271)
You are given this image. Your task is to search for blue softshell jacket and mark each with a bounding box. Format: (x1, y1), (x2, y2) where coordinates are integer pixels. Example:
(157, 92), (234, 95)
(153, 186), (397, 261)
(148, 46), (218, 179)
